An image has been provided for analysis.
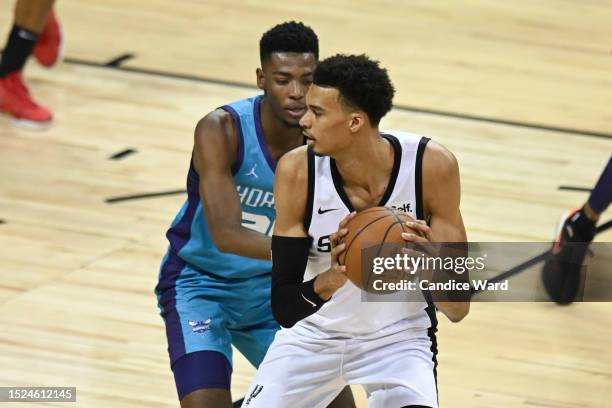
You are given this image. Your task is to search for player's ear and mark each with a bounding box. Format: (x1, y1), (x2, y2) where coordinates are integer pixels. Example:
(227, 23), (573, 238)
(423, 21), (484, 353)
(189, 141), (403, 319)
(348, 113), (365, 134)
(256, 68), (266, 91)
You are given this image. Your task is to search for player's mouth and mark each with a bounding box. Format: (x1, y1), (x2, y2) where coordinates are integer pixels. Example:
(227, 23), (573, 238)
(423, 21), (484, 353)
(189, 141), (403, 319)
(303, 131), (315, 143)
(286, 105), (307, 118)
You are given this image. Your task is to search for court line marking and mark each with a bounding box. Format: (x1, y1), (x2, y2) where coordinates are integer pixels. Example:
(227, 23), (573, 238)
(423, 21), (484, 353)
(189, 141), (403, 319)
(0, 47), (609, 138)
(61, 55), (612, 140)
(109, 148), (137, 160)
(105, 189), (186, 203)
(558, 185), (592, 193)
(104, 53), (136, 67)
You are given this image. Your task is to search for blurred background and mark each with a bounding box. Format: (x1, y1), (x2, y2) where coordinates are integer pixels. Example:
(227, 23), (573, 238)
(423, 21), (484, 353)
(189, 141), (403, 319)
(0, 1), (611, 407)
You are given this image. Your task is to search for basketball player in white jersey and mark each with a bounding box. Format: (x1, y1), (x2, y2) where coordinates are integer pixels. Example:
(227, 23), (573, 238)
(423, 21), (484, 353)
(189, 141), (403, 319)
(241, 54), (470, 408)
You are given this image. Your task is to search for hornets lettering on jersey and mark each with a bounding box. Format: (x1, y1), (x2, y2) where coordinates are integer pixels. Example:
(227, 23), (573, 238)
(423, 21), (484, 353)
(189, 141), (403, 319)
(237, 184), (276, 236)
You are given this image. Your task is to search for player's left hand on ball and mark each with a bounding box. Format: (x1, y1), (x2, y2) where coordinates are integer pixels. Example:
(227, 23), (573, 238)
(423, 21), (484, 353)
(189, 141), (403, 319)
(401, 219), (432, 243)
(400, 220), (435, 280)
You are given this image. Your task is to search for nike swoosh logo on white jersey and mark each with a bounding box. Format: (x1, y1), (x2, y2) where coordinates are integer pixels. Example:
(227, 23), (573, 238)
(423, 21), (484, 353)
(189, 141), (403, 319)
(317, 207), (339, 215)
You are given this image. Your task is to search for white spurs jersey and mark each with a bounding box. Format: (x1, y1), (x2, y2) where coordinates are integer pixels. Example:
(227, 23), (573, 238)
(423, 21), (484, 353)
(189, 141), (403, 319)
(298, 131), (437, 336)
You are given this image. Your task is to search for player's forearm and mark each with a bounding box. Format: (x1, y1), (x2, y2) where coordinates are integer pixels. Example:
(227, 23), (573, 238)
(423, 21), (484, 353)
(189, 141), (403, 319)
(213, 227), (272, 260)
(272, 278), (326, 328)
(429, 224), (470, 322)
(313, 268), (345, 300)
(271, 236), (328, 328)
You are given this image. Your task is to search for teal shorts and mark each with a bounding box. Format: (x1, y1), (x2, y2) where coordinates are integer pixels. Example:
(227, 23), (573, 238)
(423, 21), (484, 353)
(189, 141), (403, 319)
(156, 253), (279, 369)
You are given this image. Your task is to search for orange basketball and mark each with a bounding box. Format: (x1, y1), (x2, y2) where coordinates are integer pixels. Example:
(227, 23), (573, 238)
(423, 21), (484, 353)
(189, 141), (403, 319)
(338, 207), (423, 292)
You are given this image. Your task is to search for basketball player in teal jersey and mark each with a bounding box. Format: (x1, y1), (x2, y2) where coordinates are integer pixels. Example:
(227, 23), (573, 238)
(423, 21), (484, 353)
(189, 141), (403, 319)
(155, 22), (354, 408)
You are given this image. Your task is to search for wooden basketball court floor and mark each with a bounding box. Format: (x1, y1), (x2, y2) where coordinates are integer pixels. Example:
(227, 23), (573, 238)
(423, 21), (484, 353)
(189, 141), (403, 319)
(0, 1), (611, 407)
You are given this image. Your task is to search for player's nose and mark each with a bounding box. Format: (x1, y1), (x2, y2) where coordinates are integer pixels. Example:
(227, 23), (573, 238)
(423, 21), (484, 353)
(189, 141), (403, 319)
(288, 81), (305, 100)
(299, 110), (311, 128)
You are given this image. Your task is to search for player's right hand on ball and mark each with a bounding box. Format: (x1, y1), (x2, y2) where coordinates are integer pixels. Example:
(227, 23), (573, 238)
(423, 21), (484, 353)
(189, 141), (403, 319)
(315, 243), (348, 300)
(314, 212), (356, 300)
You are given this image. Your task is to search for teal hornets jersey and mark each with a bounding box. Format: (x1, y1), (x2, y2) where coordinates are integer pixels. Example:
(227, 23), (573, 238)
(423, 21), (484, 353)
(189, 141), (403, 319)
(164, 95), (276, 279)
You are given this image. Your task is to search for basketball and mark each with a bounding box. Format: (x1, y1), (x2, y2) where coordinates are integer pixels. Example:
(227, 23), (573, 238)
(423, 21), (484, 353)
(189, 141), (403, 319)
(338, 207), (423, 292)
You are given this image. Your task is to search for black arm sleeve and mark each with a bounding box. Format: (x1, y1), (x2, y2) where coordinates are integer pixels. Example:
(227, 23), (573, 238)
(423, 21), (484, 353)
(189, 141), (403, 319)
(271, 235), (328, 328)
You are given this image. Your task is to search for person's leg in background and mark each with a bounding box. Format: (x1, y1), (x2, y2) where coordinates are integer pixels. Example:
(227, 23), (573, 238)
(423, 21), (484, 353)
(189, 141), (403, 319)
(0, 0), (61, 128)
(543, 156), (612, 304)
(584, 157), (612, 220)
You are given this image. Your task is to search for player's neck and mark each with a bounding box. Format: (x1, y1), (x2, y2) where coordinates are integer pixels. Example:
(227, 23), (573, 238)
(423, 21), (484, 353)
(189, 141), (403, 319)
(334, 131), (394, 196)
(259, 99), (303, 155)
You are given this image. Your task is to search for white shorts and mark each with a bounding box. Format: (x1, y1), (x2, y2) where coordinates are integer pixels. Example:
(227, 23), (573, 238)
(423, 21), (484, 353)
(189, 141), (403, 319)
(242, 321), (438, 408)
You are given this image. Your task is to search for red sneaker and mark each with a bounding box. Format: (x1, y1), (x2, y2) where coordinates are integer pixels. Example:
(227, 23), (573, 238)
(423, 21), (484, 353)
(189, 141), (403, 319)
(33, 10), (63, 68)
(0, 71), (53, 128)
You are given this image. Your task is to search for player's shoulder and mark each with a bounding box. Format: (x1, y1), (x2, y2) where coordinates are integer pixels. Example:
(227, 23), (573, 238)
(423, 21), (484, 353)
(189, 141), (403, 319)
(423, 139), (459, 178)
(276, 146), (309, 183)
(383, 129), (426, 148)
(195, 108), (235, 140)
(192, 108), (239, 171)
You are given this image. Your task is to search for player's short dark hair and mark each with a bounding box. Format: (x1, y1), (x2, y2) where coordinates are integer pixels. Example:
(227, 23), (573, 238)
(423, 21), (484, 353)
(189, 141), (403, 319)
(313, 54), (395, 126)
(259, 21), (319, 64)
